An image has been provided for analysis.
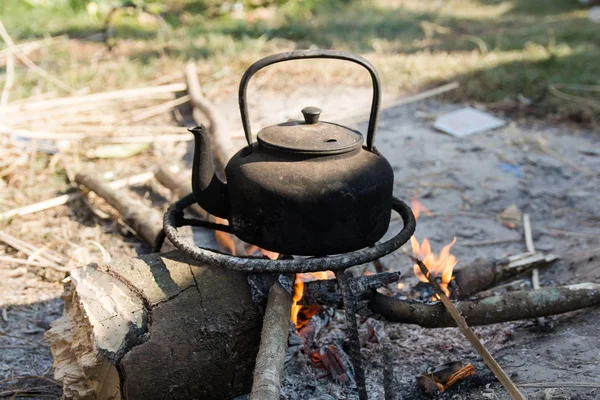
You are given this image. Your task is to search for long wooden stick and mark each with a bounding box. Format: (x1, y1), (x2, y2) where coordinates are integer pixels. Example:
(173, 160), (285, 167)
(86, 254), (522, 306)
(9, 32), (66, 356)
(2, 83), (186, 113)
(523, 213), (546, 326)
(0, 49), (14, 110)
(0, 20), (74, 93)
(74, 173), (163, 246)
(0, 171), (154, 220)
(154, 166), (208, 219)
(337, 81), (460, 124)
(250, 281), (293, 400)
(0, 231), (66, 268)
(0, 126), (192, 142)
(412, 256), (525, 399)
(185, 61), (235, 172)
(0, 255), (69, 271)
(129, 95), (191, 123)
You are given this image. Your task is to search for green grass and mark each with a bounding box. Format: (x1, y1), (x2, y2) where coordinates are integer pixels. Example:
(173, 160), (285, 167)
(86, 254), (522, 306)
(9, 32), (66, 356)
(1, 0), (598, 122)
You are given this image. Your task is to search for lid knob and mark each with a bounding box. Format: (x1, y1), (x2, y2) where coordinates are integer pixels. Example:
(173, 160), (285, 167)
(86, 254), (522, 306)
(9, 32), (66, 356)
(301, 106), (322, 124)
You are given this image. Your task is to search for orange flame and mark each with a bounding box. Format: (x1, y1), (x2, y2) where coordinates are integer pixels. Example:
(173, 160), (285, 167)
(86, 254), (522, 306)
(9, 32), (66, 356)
(291, 271), (334, 328)
(411, 237), (457, 297)
(214, 217), (236, 254)
(411, 197), (432, 220)
(212, 221), (333, 327)
(410, 199), (457, 299)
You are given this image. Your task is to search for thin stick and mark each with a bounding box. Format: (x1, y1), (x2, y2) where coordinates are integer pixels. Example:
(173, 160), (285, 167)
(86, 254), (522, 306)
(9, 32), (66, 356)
(100, 133), (193, 143)
(522, 214), (535, 254)
(75, 173), (163, 246)
(129, 94), (190, 123)
(0, 126), (192, 142)
(185, 61), (234, 171)
(523, 214), (545, 326)
(0, 20), (74, 93)
(0, 231), (66, 268)
(2, 83), (186, 113)
(519, 382), (600, 388)
(250, 280), (293, 400)
(0, 255), (69, 271)
(461, 238), (521, 247)
(0, 49), (14, 109)
(0, 171), (154, 220)
(412, 256), (525, 400)
(382, 335), (394, 400)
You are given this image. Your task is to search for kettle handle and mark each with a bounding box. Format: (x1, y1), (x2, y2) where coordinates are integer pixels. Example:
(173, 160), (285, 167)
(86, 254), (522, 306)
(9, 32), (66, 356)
(239, 49), (381, 151)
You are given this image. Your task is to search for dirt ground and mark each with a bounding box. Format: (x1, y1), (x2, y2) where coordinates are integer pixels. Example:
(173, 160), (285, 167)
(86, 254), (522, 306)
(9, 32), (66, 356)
(1, 84), (599, 399)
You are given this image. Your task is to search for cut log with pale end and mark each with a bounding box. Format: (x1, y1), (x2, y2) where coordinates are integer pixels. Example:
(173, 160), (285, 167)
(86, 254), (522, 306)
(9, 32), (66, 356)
(44, 251), (263, 400)
(453, 251), (558, 298)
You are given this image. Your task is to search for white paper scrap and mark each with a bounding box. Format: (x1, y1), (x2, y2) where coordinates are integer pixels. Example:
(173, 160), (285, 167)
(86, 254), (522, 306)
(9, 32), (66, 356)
(433, 107), (506, 137)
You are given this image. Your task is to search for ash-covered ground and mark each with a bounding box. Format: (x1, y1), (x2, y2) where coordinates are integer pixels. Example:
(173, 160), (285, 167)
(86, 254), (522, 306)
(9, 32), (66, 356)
(2, 86), (599, 399)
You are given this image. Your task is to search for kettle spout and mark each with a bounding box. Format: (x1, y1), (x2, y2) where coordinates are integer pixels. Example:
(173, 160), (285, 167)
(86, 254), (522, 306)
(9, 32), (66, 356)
(189, 125), (230, 219)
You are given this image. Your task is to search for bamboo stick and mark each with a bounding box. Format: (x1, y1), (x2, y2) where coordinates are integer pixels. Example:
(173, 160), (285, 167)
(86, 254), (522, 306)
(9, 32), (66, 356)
(412, 256), (526, 400)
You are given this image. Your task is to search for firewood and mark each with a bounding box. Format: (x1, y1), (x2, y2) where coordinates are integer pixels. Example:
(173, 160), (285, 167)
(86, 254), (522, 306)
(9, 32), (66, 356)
(75, 173), (163, 247)
(300, 278), (600, 328)
(413, 256), (525, 400)
(44, 251), (263, 400)
(184, 62), (235, 172)
(250, 280), (293, 400)
(368, 283), (600, 328)
(452, 251), (558, 298)
(154, 165), (208, 219)
(0, 171), (154, 220)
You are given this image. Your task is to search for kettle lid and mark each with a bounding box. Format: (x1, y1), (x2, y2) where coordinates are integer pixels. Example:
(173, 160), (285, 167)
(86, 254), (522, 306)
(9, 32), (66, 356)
(256, 106), (363, 155)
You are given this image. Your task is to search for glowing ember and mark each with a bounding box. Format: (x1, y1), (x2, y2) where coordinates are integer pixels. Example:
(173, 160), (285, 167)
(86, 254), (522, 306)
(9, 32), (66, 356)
(410, 199), (458, 300)
(291, 271), (334, 328)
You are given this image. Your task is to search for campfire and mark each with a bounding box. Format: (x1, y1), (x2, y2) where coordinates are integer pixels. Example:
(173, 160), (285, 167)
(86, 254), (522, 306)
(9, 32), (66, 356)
(292, 272), (334, 328)
(410, 199), (458, 299)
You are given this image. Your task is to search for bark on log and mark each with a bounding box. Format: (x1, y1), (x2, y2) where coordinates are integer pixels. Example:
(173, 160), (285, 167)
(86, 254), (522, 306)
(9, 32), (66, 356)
(368, 283), (600, 328)
(300, 279), (600, 328)
(453, 251), (558, 298)
(250, 281), (292, 400)
(44, 251), (262, 400)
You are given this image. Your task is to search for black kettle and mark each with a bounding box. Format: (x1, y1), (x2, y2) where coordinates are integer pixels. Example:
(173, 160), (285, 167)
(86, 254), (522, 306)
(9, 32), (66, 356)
(190, 49), (395, 256)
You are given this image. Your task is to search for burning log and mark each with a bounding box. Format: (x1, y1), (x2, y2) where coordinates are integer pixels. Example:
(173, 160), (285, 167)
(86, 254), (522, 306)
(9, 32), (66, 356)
(299, 278), (600, 328)
(368, 283), (600, 328)
(413, 256), (526, 399)
(44, 251), (263, 400)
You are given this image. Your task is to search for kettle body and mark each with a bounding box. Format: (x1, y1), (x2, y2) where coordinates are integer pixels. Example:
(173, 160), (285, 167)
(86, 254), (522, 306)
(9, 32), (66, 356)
(190, 49), (395, 256)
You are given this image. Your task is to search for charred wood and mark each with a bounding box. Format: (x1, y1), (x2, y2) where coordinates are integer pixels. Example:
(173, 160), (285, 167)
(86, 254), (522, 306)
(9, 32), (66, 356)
(368, 283), (600, 328)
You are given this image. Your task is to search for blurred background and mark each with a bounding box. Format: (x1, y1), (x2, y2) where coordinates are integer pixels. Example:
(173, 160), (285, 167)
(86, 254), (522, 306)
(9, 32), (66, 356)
(1, 0), (599, 121)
